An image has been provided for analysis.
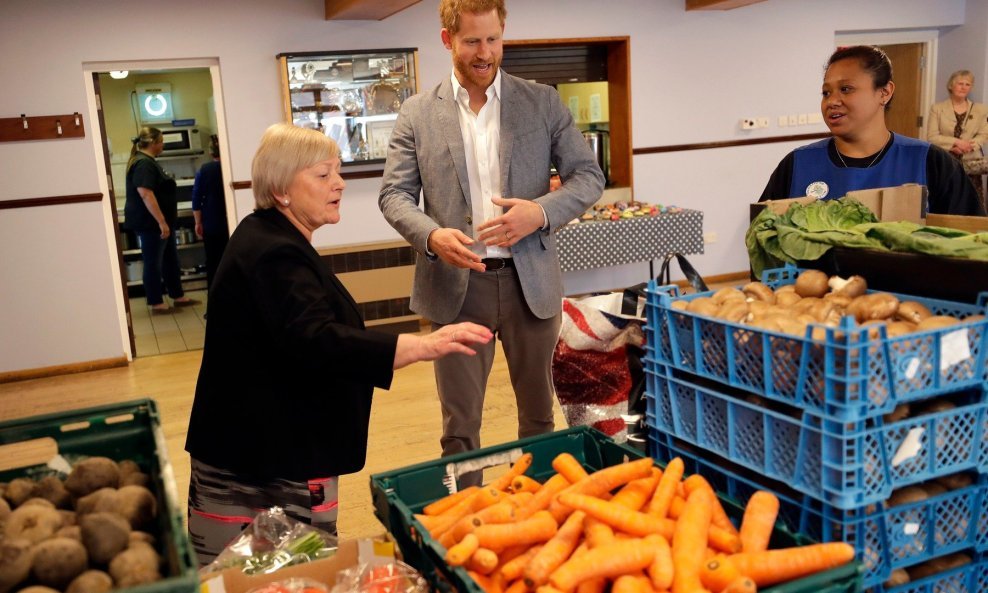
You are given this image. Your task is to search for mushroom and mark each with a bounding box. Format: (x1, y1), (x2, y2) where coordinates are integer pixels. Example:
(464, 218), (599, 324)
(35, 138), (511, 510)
(847, 293), (899, 323)
(711, 287), (746, 305)
(775, 291), (802, 307)
(895, 301), (933, 324)
(828, 275), (867, 298)
(916, 315), (959, 331)
(794, 270), (829, 298)
(686, 296), (718, 317)
(742, 282), (775, 304)
(715, 301), (750, 323)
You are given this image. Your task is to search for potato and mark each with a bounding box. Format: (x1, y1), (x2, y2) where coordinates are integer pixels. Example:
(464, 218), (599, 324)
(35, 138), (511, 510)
(108, 544), (161, 587)
(55, 525), (82, 541)
(65, 458), (120, 498)
(887, 485), (928, 507)
(935, 473), (973, 491)
(120, 472), (151, 488)
(18, 498), (54, 510)
(0, 538), (33, 593)
(80, 512), (131, 565)
(75, 488), (119, 516)
(36, 476), (71, 510)
(116, 460), (141, 477)
(31, 538), (88, 589)
(14, 588), (60, 593)
(3, 505), (62, 544)
(882, 403), (910, 423)
(116, 486), (157, 529)
(0, 498), (9, 525)
(3, 479), (37, 509)
(65, 570), (113, 593)
(883, 568), (910, 587)
(128, 531), (155, 546)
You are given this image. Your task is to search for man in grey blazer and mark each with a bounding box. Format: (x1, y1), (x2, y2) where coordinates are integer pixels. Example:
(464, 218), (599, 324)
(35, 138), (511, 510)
(379, 0), (603, 481)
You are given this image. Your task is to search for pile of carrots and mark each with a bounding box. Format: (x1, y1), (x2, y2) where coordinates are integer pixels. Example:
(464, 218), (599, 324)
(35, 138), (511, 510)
(413, 453), (855, 593)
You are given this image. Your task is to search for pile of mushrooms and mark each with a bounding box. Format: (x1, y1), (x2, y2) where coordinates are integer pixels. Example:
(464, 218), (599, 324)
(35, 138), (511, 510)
(671, 269), (982, 341)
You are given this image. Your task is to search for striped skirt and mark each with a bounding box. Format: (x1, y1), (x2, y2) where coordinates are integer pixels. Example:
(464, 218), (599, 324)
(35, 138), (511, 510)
(187, 458), (338, 567)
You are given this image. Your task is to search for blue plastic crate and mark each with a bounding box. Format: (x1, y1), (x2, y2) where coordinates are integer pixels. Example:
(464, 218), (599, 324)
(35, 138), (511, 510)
(645, 265), (988, 421)
(644, 363), (988, 509)
(877, 554), (987, 592)
(648, 431), (987, 589)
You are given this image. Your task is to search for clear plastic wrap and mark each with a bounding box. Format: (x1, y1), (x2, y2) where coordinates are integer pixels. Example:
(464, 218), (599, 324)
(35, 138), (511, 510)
(202, 507), (338, 575)
(331, 560), (427, 593)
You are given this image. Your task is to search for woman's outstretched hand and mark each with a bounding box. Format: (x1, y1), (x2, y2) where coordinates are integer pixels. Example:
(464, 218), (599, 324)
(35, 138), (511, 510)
(393, 322), (494, 369)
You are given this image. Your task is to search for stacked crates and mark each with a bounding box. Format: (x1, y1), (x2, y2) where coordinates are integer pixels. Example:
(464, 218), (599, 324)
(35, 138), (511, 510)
(642, 265), (988, 591)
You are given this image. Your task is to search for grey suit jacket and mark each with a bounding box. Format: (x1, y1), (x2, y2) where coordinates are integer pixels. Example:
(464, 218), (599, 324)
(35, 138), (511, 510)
(379, 71), (605, 324)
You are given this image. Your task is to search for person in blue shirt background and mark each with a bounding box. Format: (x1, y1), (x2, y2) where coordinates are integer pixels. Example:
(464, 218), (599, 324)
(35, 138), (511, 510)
(192, 135), (229, 288)
(760, 45), (984, 216)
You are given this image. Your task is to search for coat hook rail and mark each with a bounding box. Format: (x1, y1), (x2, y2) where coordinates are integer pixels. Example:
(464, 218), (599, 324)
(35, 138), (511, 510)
(0, 113), (86, 142)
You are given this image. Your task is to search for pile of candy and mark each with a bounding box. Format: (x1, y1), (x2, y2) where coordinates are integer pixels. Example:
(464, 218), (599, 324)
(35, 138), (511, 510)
(573, 201), (683, 223)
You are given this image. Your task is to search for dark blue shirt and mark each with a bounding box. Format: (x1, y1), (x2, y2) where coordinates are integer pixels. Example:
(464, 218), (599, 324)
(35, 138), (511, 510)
(191, 160), (228, 234)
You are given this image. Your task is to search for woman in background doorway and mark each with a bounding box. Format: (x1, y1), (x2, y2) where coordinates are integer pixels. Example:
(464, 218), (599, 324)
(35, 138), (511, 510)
(924, 69), (988, 209)
(124, 126), (200, 313)
(192, 134), (229, 288)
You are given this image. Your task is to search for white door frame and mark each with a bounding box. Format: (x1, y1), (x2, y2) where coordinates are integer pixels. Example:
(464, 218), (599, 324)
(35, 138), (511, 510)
(835, 30), (939, 129)
(82, 57), (234, 360)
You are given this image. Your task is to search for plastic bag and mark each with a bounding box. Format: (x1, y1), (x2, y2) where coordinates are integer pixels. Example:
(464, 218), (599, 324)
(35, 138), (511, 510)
(247, 578), (330, 593)
(202, 507), (338, 575)
(332, 560), (427, 593)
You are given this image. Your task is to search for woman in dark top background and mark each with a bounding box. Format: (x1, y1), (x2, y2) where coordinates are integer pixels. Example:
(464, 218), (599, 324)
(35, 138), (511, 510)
(760, 46), (984, 216)
(124, 126), (199, 313)
(191, 134), (229, 288)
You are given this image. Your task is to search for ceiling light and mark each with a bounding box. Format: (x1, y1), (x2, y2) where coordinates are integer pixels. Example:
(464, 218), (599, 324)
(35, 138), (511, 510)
(109, 70), (129, 79)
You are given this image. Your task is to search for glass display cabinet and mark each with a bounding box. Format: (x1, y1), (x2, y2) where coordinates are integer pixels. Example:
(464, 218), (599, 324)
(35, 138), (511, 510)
(277, 48), (418, 169)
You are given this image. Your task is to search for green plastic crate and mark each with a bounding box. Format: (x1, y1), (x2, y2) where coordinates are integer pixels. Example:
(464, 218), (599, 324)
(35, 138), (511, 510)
(370, 426), (862, 593)
(0, 398), (199, 593)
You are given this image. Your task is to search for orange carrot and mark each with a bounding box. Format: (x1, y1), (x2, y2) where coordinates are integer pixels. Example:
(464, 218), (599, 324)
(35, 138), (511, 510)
(612, 574), (653, 593)
(474, 510), (558, 553)
(491, 453), (535, 492)
(739, 491), (779, 554)
(683, 474), (738, 536)
(518, 474), (570, 519)
(503, 580), (530, 593)
(473, 487), (509, 511)
(667, 495), (686, 519)
(499, 545), (544, 582)
(557, 492), (665, 537)
(524, 511), (587, 586)
(646, 534), (674, 591)
(611, 468), (662, 511)
(552, 453), (591, 484)
(707, 524), (742, 554)
(725, 542), (856, 586)
(721, 576), (756, 593)
(574, 579), (606, 593)
(698, 555), (743, 593)
(535, 586), (566, 593)
(468, 547), (500, 575)
(550, 458), (655, 520)
(424, 486), (481, 516)
(470, 571), (502, 593)
(447, 533), (481, 566)
(511, 475), (542, 494)
(548, 538), (657, 592)
(583, 516), (616, 548)
(646, 457), (684, 519)
(671, 487), (714, 593)
(415, 512), (459, 537)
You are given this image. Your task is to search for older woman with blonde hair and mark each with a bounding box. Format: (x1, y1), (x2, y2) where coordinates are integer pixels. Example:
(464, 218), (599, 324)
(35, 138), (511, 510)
(925, 69), (988, 206)
(185, 123), (492, 566)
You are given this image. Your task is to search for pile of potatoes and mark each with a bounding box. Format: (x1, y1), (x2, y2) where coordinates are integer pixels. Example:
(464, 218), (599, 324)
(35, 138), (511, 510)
(672, 269), (984, 341)
(0, 457), (163, 593)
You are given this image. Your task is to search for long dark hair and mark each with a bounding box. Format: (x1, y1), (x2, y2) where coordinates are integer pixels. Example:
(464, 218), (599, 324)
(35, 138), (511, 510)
(127, 126), (162, 171)
(827, 45), (894, 111)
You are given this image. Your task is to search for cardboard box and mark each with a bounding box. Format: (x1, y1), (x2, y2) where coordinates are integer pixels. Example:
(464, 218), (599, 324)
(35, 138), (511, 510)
(200, 540), (370, 593)
(750, 183), (927, 223)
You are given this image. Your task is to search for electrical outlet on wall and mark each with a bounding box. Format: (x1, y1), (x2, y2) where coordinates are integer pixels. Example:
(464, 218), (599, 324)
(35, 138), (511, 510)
(788, 114), (798, 126)
(808, 112), (823, 124)
(798, 114), (808, 125)
(741, 118), (756, 130)
(778, 115), (789, 127)
(757, 117), (770, 128)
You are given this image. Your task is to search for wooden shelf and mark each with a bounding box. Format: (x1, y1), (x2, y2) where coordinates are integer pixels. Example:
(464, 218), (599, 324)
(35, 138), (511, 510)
(324, 0), (422, 20)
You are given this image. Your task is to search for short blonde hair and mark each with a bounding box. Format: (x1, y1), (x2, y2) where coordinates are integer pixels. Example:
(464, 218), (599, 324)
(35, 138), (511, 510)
(439, 0), (506, 34)
(251, 123), (339, 209)
(947, 70), (975, 93)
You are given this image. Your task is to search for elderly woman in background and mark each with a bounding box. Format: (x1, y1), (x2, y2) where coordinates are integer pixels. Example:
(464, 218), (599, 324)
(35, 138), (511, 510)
(925, 69), (988, 208)
(184, 123), (493, 566)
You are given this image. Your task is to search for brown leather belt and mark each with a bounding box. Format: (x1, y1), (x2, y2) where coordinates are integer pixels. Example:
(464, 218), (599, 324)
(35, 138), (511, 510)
(481, 257), (514, 271)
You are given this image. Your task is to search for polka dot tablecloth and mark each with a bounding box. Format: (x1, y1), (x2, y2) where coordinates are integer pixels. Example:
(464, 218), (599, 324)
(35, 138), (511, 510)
(556, 209), (704, 272)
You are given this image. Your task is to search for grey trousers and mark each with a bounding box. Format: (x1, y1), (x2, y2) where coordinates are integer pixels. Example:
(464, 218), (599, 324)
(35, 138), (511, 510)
(432, 266), (560, 486)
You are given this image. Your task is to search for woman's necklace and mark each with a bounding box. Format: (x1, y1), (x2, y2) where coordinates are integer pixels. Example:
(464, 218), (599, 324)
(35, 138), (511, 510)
(835, 132), (891, 168)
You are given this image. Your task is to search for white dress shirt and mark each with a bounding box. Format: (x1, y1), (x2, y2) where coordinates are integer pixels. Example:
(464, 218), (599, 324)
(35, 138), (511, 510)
(450, 70), (510, 259)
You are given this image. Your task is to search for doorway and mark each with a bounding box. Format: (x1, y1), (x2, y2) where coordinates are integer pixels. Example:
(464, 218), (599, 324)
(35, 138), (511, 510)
(84, 59), (234, 360)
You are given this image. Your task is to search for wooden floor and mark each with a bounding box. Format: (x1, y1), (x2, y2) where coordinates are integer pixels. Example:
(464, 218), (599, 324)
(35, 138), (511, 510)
(0, 339), (566, 540)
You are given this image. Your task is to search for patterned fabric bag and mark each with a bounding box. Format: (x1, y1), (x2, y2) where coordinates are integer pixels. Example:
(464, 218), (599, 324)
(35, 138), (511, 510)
(962, 157), (988, 176)
(551, 253), (707, 441)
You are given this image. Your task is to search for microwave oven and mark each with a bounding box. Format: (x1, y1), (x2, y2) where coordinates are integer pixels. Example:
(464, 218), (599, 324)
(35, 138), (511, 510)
(159, 126), (202, 156)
